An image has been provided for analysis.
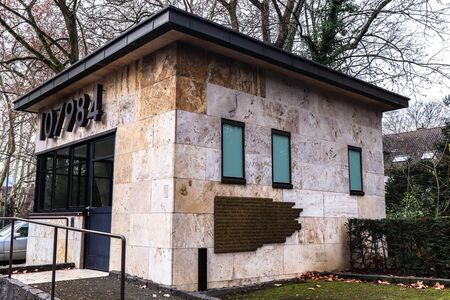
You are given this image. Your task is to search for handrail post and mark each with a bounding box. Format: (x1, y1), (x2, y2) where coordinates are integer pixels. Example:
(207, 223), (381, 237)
(65, 218), (69, 263)
(8, 219), (14, 278)
(120, 238), (126, 300)
(0, 217), (126, 299)
(51, 227), (58, 300)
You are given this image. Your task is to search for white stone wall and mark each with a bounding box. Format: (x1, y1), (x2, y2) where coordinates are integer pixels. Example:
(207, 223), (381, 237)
(171, 72), (385, 290)
(27, 43), (386, 291)
(26, 217), (83, 267)
(29, 48), (178, 286)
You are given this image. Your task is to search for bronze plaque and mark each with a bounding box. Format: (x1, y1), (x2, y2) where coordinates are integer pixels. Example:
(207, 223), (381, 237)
(214, 196), (302, 253)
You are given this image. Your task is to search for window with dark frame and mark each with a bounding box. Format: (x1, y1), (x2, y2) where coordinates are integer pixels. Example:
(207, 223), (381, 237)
(35, 134), (115, 212)
(221, 119), (246, 184)
(272, 129), (293, 189)
(348, 146), (364, 195)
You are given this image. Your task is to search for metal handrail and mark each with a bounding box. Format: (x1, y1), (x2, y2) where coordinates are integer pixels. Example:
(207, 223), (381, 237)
(0, 217), (126, 300)
(28, 216), (70, 263)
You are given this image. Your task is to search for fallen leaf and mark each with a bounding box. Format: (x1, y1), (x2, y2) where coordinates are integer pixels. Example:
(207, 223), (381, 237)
(274, 283), (282, 287)
(316, 285), (321, 288)
(163, 294), (170, 298)
(413, 281), (426, 289)
(434, 282), (445, 290)
(308, 288), (315, 291)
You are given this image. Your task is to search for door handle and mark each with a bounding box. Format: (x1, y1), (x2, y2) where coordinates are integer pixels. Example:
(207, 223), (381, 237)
(85, 206), (91, 217)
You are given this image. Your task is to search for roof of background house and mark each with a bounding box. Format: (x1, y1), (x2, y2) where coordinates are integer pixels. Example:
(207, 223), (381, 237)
(383, 127), (447, 169)
(13, 5), (409, 113)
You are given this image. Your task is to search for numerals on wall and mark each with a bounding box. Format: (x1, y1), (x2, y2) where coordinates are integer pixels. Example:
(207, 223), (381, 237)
(40, 85), (104, 140)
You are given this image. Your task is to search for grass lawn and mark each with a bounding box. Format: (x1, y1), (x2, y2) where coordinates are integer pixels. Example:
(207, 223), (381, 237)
(224, 280), (450, 300)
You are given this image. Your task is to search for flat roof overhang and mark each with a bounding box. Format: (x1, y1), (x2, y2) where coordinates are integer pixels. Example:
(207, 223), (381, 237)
(13, 6), (409, 113)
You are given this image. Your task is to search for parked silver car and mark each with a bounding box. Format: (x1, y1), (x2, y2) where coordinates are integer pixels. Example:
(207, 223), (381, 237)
(0, 221), (28, 262)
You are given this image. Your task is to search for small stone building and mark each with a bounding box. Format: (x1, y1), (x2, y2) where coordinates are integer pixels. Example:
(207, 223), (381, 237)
(14, 7), (408, 291)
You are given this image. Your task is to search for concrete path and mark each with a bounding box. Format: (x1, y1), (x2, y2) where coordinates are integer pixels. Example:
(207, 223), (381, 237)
(12, 268), (109, 284)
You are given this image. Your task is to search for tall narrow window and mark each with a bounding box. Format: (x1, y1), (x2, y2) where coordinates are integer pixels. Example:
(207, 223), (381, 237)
(348, 146), (364, 195)
(272, 130), (293, 189)
(221, 119), (245, 184)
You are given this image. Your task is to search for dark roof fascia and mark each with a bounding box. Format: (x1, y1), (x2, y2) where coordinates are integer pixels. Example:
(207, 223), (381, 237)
(14, 5), (409, 112)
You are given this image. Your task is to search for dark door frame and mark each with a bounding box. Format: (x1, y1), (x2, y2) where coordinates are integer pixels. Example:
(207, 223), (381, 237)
(83, 134), (115, 271)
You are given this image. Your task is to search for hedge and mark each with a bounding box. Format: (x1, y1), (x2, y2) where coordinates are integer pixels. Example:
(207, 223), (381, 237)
(347, 218), (450, 278)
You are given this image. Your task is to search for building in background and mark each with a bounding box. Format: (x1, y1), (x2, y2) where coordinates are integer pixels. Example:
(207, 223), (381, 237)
(383, 127), (446, 172)
(13, 6), (408, 291)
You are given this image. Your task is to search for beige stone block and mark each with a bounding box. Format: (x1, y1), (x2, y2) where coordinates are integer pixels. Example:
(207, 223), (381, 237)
(110, 213), (130, 239)
(207, 84), (242, 119)
(324, 243), (350, 271)
(283, 244), (327, 275)
(206, 84), (265, 125)
(212, 52), (266, 97)
(231, 184), (283, 203)
(172, 213), (213, 248)
(246, 154), (271, 186)
(362, 149), (384, 175)
(114, 152), (133, 184)
(177, 42), (209, 80)
(153, 110), (176, 147)
(285, 231), (300, 245)
(140, 44), (177, 88)
(129, 213), (172, 248)
(174, 144), (206, 180)
(174, 179), (215, 214)
(131, 150), (152, 182)
(148, 247), (172, 285)
(151, 144), (175, 179)
(115, 118), (153, 154)
(176, 76), (206, 114)
(358, 196), (386, 219)
(265, 73), (315, 111)
(315, 90), (348, 122)
(130, 181), (152, 213)
(176, 111), (220, 148)
(292, 136), (347, 167)
(232, 245), (283, 279)
(110, 93), (137, 126)
(137, 77), (176, 120)
(298, 217), (325, 244)
(323, 217), (348, 244)
(205, 149), (221, 182)
(207, 249), (234, 282)
(25, 236), (67, 265)
(245, 123), (271, 155)
(112, 184), (131, 214)
(172, 248), (198, 285)
(151, 178), (174, 213)
(301, 163), (348, 193)
(323, 193), (358, 218)
(126, 246), (150, 279)
(283, 190), (324, 217)
(109, 243), (122, 271)
(364, 172), (385, 197)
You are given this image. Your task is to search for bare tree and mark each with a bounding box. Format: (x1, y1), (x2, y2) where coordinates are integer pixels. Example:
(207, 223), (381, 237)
(1, 0), (450, 215)
(383, 100), (448, 134)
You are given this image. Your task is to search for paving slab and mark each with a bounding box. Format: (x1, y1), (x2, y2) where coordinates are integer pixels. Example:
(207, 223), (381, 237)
(34, 276), (184, 300)
(13, 268), (109, 284)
